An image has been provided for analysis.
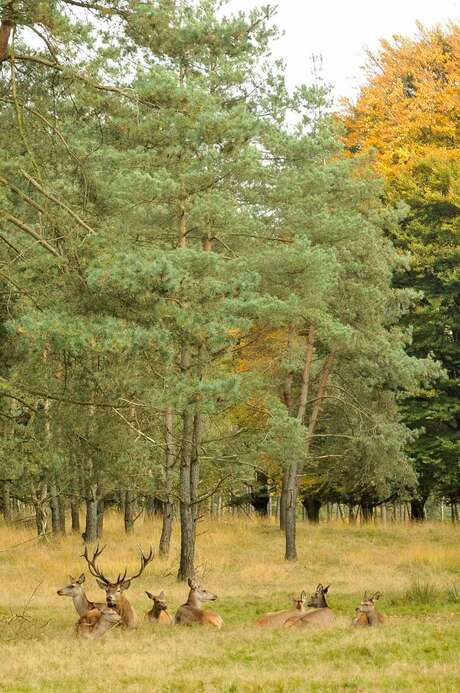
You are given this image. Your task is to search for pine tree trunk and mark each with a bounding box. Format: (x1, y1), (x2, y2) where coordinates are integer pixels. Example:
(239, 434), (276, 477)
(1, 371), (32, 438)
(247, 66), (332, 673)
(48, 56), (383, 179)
(160, 407), (175, 557)
(49, 483), (61, 536)
(58, 494), (66, 535)
(279, 468), (288, 530)
(178, 407), (195, 581)
(70, 499), (80, 533)
(284, 463), (298, 560)
(97, 494), (105, 539)
(31, 482), (49, 541)
(124, 490), (135, 534)
(84, 484), (98, 543)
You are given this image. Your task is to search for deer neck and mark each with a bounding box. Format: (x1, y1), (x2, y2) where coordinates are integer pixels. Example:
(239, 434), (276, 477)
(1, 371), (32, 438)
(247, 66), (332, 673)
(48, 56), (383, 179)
(367, 609), (379, 626)
(118, 593), (136, 627)
(186, 590), (202, 609)
(74, 590), (92, 617)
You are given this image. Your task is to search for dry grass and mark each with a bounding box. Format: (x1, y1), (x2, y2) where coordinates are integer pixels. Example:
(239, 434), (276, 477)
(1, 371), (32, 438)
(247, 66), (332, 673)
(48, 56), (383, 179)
(1, 515), (460, 691)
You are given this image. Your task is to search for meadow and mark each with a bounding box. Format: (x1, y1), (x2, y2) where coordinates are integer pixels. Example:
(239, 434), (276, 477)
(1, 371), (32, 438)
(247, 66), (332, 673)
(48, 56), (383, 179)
(1, 516), (460, 692)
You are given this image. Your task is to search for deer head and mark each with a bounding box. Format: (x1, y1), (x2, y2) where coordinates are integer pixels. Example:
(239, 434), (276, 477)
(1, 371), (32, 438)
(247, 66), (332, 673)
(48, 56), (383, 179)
(145, 590), (168, 613)
(292, 590), (307, 610)
(307, 584), (330, 609)
(353, 591), (381, 625)
(57, 573), (86, 598)
(82, 544), (154, 610)
(187, 578), (218, 606)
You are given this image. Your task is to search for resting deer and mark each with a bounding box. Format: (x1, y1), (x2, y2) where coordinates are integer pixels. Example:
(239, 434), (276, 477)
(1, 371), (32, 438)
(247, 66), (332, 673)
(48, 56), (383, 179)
(352, 591), (385, 626)
(57, 573), (105, 617)
(82, 544), (154, 629)
(175, 578), (224, 629)
(284, 583), (335, 628)
(256, 591), (307, 627)
(145, 590), (173, 625)
(76, 606), (121, 639)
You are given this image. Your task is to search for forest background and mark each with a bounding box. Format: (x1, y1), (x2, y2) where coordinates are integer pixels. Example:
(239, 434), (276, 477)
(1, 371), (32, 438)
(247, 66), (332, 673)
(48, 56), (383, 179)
(0, 0), (458, 578)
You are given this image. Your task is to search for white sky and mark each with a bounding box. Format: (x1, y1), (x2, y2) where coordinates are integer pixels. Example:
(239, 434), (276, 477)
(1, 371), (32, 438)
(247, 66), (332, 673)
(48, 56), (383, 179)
(226, 0), (460, 101)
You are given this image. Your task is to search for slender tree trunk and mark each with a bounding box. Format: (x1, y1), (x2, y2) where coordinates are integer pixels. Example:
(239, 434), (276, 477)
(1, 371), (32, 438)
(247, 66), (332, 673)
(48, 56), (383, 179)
(84, 483), (98, 543)
(31, 482), (48, 541)
(97, 493), (104, 539)
(124, 490), (135, 534)
(191, 410), (203, 522)
(70, 498), (80, 533)
(284, 324), (316, 560)
(159, 408), (175, 557)
(49, 483), (61, 536)
(178, 407), (195, 580)
(58, 494), (66, 535)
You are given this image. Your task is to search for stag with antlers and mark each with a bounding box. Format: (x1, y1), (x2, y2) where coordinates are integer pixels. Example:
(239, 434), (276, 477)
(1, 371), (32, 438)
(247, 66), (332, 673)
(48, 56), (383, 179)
(82, 544), (154, 628)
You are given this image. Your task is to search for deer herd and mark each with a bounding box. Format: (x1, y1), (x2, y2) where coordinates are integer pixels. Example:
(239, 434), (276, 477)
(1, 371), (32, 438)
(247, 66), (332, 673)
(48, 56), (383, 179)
(57, 545), (385, 639)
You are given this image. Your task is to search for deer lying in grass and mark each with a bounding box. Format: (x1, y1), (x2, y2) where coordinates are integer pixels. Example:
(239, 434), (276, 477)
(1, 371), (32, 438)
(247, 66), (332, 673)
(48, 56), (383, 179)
(352, 592), (385, 626)
(284, 584), (335, 629)
(145, 590), (173, 625)
(57, 573), (105, 617)
(175, 578), (224, 629)
(82, 544), (154, 629)
(76, 606), (121, 639)
(256, 591), (307, 627)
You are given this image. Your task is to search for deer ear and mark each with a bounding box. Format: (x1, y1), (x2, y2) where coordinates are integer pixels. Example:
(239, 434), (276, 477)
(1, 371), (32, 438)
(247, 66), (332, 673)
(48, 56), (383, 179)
(68, 574), (75, 582)
(121, 579), (131, 591)
(300, 591), (307, 600)
(188, 578), (194, 588)
(145, 591), (154, 600)
(158, 590), (165, 600)
(372, 592), (381, 601)
(77, 574), (85, 584)
(323, 584), (330, 593)
(363, 591), (368, 600)
(96, 579), (107, 591)
(316, 584), (323, 592)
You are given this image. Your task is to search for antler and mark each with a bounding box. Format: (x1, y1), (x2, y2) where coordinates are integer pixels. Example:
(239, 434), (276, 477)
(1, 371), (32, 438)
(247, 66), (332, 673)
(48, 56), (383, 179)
(124, 545), (154, 584)
(81, 544), (110, 585)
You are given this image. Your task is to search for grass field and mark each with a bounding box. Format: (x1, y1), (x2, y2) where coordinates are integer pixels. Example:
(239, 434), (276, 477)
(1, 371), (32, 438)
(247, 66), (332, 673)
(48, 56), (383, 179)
(1, 516), (460, 692)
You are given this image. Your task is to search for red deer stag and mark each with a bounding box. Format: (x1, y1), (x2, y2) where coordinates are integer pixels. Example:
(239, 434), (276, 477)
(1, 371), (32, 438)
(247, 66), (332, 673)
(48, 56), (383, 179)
(82, 544), (154, 629)
(352, 591), (385, 626)
(76, 606), (122, 639)
(256, 591), (307, 627)
(145, 590), (173, 625)
(284, 584), (335, 628)
(175, 578), (223, 629)
(57, 574), (105, 617)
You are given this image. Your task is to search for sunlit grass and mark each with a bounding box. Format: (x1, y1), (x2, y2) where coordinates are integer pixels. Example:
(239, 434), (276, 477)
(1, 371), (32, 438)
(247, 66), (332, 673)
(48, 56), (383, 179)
(1, 515), (460, 691)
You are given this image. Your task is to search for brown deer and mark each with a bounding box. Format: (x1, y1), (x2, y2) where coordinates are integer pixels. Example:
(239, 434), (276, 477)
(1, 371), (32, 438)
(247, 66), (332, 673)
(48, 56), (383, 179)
(256, 591), (307, 627)
(76, 606), (121, 639)
(82, 544), (154, 629)
(145, 590), (173, 625)
(284, 583), (335, 628)
(175, 578), (224, 629)
(57, 574), (105, 617)
(352, 591), (385, 626)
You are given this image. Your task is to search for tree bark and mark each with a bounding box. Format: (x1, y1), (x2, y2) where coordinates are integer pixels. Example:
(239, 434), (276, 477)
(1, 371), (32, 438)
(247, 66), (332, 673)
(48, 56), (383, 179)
(177, 407), (195, 580)
(58, 494), (66, 535)
(159, 407), (175, 557)
(0, 18), (14, 62)
(31, 482), (48, 541)
(70, 498), (80, 533)
(49, 483), (61, 536)
(97, 494), (104, 538)
(84, 483), (98, 543)
(124, 490), (135, 534)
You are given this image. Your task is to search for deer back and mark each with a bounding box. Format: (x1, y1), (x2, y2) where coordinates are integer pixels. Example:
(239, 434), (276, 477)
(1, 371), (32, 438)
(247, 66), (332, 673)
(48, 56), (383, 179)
(256, 591), (307, 627)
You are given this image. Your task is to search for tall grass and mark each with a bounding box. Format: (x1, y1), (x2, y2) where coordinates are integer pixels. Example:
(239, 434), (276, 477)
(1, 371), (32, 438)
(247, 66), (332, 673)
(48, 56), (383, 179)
(0, 515), (459, 691)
